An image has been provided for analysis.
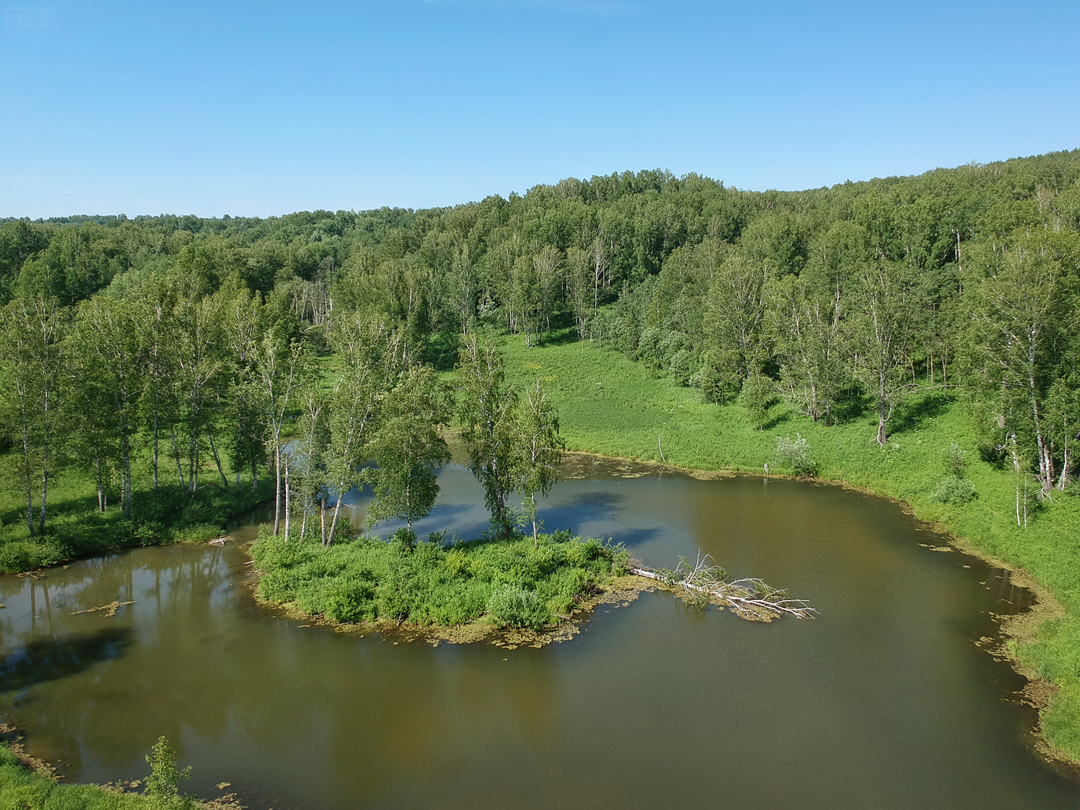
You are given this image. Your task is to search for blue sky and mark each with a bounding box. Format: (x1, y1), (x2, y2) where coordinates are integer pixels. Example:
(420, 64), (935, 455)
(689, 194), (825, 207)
(2, 1), (1077, 218)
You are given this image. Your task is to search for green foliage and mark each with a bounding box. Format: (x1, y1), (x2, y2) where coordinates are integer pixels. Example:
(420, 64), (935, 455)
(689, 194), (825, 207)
(740, 373), (776, 429)
(0, 736), (195, 810)
(5, 150), (1080, 763)
(929, 443), (977, 504)
(252, 526), (624, 630)
(774, 433), (816, 476)
(944, 442), (967, 476)
(929, 474), (977, 505)
(0, 463), (272, 574)
(143, 737), (194, 810)
(456, 333), (520, 537)
(486, 585), (550, 629)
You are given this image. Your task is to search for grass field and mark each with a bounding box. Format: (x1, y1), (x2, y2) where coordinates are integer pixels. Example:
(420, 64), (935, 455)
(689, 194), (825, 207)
(500, 328), (1080, 761)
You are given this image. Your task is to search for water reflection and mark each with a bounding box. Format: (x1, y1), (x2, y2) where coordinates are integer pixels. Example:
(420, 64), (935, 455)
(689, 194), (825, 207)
(0, 627), (133, 694)
(0, 466), (1074, 810)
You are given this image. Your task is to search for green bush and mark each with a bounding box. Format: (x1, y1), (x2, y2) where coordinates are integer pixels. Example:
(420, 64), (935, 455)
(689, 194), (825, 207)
(774, 433), (816, 476)
(143, 737), (194, 810)
(929, 473), (977, 505)
(486, 585), (550, 630)
(740, 374), (776, 429)
(0, 539), (63, 574)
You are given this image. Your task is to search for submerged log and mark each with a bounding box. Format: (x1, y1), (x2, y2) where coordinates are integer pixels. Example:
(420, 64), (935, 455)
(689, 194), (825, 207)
(630, 552), (817, 621)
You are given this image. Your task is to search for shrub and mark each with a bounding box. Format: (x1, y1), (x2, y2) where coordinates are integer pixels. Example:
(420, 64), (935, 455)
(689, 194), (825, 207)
(775, 433), (816, 476)
(144, 736), (195, 809)
(740, 373), (776, 429)
(0, 539), (63, 574)
(929, 473), (977, 505)
(486, 585), (550, 630)
(944, 442), (967, 476)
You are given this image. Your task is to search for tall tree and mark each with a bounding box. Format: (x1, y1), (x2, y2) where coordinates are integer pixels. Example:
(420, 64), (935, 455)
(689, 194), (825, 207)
(770, 275), (847, 425)
(70, 296), (145, 518)
(966, 235), (1077, 493)
(324, 313), (406, 544)
(703, 255), (771, 399)
(457, 333), (520, 537)
(367, 365), (451, 534)
(249, 323), (313, 536)
(0, 297), (66, 534)
(514, 378), (563, 545)
(849, 261), (915, 448)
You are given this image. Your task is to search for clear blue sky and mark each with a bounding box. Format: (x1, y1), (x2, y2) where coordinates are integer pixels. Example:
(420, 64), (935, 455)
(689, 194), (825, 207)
(2, 1), (1077, 218)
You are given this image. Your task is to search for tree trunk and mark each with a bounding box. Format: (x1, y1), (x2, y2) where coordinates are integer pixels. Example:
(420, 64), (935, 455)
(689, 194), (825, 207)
(327, 492), (344, 547)
(171, 424), (185, 489)
(283, 457), (291, 541)
(18, 389), (34, 536)
(877, 402), (888, 448)
(96, 456), (105, 512)
(208, 429), (229, 489)
(1057, 422), (1070, 491)
(272, 444), (282, 536)
(121, 425), (132, 520)
(38, 444), (47, 540)
(39, 387), (50, 535)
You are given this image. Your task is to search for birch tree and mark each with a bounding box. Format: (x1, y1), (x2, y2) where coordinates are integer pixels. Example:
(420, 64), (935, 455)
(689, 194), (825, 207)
(71, 296), (144, 518)
(514, 378), (563, 545)
(849, 261), (914, 448)
(367, 365), (451, 535)
(324, 313), (406, 544)
(967, 236), (1075, 494)
(457, 333), (519, 537)
(0, 297), (66, 535)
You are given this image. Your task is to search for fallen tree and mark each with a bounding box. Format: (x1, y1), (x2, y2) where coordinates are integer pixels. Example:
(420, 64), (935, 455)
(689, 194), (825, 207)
(630, 552), (817, 621)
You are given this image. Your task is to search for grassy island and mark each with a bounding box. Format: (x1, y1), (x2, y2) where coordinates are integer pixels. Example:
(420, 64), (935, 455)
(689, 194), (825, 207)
(250, 526), (631, 636)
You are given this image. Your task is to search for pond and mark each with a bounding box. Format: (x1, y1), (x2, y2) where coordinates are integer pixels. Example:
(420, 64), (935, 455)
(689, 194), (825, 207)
(0, 458), (1075, 809)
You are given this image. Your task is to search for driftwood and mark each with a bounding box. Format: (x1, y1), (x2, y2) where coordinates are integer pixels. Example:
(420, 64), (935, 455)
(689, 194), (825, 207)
(630, 552), (817, 621)
(71, 600), (136, 617)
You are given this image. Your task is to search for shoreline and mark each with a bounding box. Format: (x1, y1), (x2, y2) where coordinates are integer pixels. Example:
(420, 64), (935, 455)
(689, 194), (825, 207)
(555, 447), (1079, 770)
(2, 449), (1075, 774)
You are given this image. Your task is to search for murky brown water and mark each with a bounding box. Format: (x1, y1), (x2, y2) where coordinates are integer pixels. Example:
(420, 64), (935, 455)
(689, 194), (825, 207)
(0, 461), (1075, 809)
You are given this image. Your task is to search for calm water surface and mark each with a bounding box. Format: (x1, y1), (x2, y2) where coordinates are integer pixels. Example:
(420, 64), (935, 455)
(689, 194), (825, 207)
(0, 459), (1075, 809)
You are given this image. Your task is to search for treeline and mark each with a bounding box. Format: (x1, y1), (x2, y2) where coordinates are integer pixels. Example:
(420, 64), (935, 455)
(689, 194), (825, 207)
(2, 150), (1080, 539)
(0, 268), (561, 557)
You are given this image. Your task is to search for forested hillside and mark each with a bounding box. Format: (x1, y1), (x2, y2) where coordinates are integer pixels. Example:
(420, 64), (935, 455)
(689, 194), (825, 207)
(4, 151), (1079, 512)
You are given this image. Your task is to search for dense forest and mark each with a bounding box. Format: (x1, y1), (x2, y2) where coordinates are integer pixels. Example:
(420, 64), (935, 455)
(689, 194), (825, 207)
(3, 150), (1079, 556)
